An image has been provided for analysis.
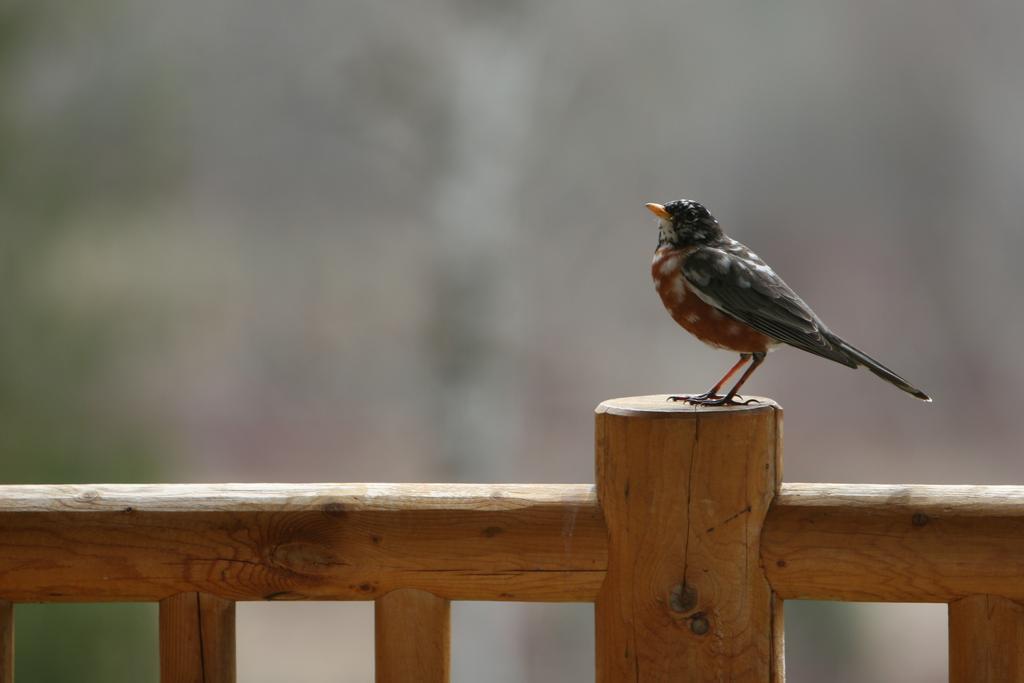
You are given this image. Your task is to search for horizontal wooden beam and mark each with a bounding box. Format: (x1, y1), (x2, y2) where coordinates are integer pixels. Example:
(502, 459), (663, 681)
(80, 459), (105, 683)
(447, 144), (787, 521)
(5, 482), (1024, 605)
(0, 484), (605, 603)
(762, 483), (1024, 602)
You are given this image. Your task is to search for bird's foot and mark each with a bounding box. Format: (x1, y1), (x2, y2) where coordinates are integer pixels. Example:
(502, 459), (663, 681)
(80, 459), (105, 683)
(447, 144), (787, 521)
(667, 394), (761, 407)
(668, 391), (720, 403)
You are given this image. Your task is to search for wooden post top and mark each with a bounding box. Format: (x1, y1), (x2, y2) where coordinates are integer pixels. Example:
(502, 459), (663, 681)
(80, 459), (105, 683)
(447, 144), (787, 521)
(597, 395), (779, 417)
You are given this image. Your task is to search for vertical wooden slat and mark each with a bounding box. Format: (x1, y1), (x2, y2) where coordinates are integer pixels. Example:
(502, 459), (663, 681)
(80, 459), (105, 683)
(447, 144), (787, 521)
(771, 596), (785, 683)
(375, 589), (450, 683)
(159, 592), (236, 683)
(949, 594), (1024, 682)
(0, 601), (12, 683)
(594, 396), (783, 682)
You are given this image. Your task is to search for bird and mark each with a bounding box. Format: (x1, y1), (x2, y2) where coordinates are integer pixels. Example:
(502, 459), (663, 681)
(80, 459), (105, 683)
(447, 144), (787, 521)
(646, 199), (931, 406)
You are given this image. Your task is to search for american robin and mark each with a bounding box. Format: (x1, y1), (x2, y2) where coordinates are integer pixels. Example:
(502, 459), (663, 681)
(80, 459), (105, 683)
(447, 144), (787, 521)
(647, 199), (931, 405)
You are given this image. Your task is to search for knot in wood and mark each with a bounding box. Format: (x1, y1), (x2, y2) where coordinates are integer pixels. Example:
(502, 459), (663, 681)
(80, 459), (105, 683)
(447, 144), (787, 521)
(78, 490), (100, 503)
(321, 502), (347, 518)
(270, 542), (344, 574)
(689, 612), (710, 636)
(669, 583), (699, 614)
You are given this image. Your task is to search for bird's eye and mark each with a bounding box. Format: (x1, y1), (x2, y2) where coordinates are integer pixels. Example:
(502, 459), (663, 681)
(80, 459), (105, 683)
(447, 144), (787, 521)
(686, 209), (699, 221)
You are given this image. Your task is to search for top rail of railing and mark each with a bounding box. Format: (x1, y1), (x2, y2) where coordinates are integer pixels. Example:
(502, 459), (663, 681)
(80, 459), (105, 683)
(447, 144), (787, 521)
(1, 480), (1022, 603)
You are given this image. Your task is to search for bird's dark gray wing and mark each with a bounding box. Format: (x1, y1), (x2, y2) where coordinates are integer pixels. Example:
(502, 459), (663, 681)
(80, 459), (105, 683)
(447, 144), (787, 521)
(683, 245), (857, 367)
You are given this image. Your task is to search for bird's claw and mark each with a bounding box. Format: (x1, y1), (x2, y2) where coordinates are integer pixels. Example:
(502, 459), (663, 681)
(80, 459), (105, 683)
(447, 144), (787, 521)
(667, 391), (719, 403)
(667, 394), (762, 407)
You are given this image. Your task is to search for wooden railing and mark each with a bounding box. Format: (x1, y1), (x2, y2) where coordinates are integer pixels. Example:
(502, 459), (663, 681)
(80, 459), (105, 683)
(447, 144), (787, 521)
(1, 395), (1022, 681)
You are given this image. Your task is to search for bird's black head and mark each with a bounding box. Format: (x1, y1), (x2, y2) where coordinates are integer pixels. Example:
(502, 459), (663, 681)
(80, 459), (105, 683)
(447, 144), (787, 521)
(646, 199), (723, 249)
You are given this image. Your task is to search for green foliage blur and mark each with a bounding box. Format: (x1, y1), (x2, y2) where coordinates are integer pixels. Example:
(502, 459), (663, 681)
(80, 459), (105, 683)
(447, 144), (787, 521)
(15, 605), (158, 682)
(2, 3), (178, 679)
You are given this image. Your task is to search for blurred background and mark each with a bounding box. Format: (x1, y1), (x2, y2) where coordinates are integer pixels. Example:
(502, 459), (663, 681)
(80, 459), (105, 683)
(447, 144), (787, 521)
(3, 0), (1022, 680)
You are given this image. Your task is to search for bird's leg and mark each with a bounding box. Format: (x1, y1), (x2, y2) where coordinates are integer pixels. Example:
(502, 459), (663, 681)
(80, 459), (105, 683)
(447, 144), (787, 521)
(703, 353), (752, 398)
(719, 351), (766, 403)
(668, 354), (751, 403)
(679, 352), (766, 406)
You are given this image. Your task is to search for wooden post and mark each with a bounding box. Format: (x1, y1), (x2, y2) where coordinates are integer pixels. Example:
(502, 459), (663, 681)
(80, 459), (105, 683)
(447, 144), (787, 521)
(159, 592), (235, 683)
(375, 589), (450, 683)
(949, 595), (1024, 682)
(0, 601), (11, 683)
(595, 395), (783, 682)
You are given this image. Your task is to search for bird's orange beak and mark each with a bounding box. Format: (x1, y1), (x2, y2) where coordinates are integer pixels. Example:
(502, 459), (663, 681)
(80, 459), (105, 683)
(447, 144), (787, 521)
(645, 203), (670, 219)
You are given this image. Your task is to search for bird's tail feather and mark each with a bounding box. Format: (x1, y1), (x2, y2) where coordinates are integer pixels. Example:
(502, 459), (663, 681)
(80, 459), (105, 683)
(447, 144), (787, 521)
(828, 335), (932, 402)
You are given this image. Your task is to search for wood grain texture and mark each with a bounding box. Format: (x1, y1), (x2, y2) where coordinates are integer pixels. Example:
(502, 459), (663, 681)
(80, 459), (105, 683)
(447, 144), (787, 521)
(159, 592), (235, 683)
(763, 483), (1024, 602)
(949, 595), (1024, 682)
(0, 601), (11, 683)
(376, 589), (450, 683)
(0, 484), (605, 602)
(594, 395), (783, 682)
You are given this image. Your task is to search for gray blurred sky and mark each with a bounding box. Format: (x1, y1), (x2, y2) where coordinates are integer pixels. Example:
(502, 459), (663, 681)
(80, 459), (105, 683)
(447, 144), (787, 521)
(8, 0), (1024, 679)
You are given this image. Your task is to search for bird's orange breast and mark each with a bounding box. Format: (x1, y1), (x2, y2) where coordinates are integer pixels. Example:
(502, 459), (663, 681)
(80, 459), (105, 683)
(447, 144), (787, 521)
(652, 247), (775, 353)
